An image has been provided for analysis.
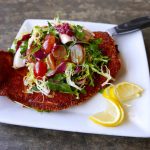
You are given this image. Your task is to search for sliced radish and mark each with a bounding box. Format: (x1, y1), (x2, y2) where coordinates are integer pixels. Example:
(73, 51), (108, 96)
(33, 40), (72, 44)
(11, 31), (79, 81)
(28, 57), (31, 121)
(52, 45), (67, 60)
(70, 44), (84, 64)
(13, 48), (26, 69)
(46, 53), (56, 70)
(83, 29), (94, 41)
(59, 34), (74, 44)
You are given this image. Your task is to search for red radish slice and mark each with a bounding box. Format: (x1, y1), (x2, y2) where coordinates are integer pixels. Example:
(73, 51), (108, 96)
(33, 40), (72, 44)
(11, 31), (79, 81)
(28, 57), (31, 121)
(52, 45), (67, 60)
(70, 44), (84, 64)
(46, 53), (56, 70)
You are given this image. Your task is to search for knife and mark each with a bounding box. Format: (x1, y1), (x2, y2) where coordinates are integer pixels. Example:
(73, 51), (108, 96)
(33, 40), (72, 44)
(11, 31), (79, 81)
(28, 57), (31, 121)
(107, 16), (150, 36)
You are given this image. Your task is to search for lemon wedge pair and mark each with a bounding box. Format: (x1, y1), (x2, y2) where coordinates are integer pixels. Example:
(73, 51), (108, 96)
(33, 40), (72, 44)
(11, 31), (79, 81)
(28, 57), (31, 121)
(89, 82), (143, 127)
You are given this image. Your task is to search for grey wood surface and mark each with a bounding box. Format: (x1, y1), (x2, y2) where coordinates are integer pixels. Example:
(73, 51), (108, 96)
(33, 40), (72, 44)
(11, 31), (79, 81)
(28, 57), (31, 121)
(0, 0), (150, 149)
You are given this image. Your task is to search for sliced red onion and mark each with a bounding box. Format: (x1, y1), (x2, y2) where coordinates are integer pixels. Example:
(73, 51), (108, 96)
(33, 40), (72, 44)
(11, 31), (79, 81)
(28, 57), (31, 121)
(76, 78), (86, 85)
(46, 70), (56, 77)
(22, 34), (31, 41)
(16, 40), (22, 50)
(33, 49), (47, 60)
(16, 34), (31, 50)
(46, 62), (67, 77)
(74, 66), (82, 74)
(56, 62), (67, 73)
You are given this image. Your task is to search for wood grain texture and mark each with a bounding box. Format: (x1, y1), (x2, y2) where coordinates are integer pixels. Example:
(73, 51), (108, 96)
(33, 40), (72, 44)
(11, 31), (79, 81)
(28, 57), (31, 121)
(0, 0), (150, 149)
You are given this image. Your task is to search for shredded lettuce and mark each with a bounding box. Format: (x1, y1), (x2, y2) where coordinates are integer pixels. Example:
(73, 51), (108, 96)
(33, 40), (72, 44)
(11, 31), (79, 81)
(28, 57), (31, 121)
(72, 25), (85, 40)
(28, 26), (44, 49)
(47, 22), (58, 36)
(35, 77), (50, 96)
(89, 64), (114, 86)
(23, 63), (51, 97)
(100, 65), (114, 86)
(82, 63), (94, 86)
(65, 63), (82, 90)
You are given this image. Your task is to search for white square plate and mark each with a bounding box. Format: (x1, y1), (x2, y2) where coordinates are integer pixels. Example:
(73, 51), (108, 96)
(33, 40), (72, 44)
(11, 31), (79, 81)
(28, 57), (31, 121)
(0, 19), (150, 137)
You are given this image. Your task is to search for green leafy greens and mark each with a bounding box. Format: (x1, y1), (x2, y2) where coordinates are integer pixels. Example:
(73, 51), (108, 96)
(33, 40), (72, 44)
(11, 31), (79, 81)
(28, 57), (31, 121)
(47, 74), (76, 94)
(20, 40), (28, 54)
(8, 48), (15, 54)
(72, 25), (85, 40)
(47, 22), (58, 36)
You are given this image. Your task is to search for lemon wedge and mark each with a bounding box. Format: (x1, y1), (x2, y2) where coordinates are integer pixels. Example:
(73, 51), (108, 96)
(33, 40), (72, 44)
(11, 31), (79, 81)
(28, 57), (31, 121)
(103, 85), (117, 100)
(89, 95), (124, 127)
(89, 82), (143, 127)
(103, 82), (143, 102)
(115, 82), (143, 102)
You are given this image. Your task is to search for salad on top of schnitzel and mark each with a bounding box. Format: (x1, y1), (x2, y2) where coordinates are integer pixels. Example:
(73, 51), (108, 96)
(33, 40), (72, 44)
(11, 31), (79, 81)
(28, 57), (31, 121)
(0, 17), (145, 127)
(10, 18), (114, 99)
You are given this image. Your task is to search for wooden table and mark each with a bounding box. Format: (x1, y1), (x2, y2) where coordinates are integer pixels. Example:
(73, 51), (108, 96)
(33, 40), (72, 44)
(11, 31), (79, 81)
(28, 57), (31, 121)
(0, 0), (150, 149)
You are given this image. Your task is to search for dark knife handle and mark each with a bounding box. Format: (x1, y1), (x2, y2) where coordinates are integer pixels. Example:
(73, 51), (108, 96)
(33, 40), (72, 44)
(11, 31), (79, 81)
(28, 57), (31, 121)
(115, 16), (150, 34)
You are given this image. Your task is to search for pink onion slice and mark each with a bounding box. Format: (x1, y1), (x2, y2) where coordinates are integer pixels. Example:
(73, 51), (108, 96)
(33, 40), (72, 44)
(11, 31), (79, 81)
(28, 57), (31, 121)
(46, 62), (67, 77)
(16, 34), (31, 50)
(33, 49), (47, 60)
(56, 62), (67, 73)
(74, 66), (82, 74)
(46, 70), (56, 77)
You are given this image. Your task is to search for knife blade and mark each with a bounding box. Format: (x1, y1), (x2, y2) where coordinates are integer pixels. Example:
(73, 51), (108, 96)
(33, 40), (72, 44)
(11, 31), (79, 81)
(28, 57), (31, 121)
(107, 16), (150, 36)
